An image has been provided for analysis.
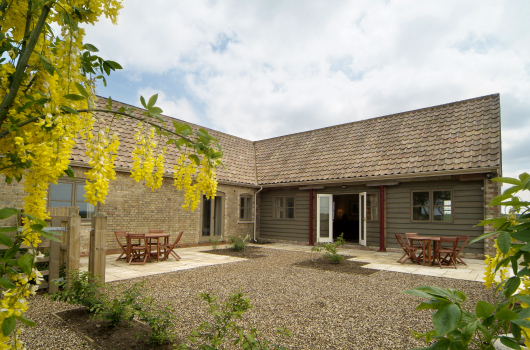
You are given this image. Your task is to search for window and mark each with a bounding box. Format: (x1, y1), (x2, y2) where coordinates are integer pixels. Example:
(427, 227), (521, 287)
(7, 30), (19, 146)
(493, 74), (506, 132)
(49, 181), (95, 219)
(411, 190), (452, 222)
(366, 194), (379, 220)
(240, 195), (252, 221)
(274, 196), (295, 219)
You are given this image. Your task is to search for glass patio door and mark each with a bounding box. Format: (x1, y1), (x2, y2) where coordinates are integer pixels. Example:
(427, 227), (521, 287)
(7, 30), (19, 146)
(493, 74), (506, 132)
(317, 194), (333, 243)
(201, 194), (224, 241)
(359, 192), (367, 246)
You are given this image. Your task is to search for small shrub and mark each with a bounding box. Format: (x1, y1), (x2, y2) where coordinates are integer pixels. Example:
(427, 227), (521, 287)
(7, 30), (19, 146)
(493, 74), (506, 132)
(323, 233), (346, 264)
(229, 234), (249, 252)
(178, 291), (290, 349)
(134, 297), (176, 347)
(208, 237), (220, 250)
(49, 270), (103, 310)
(94, 281), (144, 328)
(310, 246), (322, 262)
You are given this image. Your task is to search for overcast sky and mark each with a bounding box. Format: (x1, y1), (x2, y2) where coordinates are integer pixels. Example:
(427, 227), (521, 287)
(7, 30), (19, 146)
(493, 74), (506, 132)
(85, 0), (530, 189)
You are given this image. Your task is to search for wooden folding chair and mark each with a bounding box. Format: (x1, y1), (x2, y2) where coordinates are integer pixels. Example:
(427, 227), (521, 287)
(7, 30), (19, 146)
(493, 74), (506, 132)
(114, 231), (128, 261)
(395, 234), (420, 264)
(455, 235), (469, 266)
(126, 233), (151, 265)
(433, 237), (459, 269)
(161, 231), (183, 261)
(405, 233), (423, 260)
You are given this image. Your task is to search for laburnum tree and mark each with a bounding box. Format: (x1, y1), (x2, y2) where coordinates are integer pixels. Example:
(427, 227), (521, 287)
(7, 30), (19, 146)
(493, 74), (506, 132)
(0, 1), (222, 347)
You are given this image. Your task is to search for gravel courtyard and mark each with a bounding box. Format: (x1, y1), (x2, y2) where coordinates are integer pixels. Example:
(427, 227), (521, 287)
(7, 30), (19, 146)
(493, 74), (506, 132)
(22, 247), (494, 349)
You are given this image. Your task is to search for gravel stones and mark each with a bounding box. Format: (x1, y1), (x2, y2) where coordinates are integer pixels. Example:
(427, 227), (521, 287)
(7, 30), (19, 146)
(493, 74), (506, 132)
(21, 247), (494, 349)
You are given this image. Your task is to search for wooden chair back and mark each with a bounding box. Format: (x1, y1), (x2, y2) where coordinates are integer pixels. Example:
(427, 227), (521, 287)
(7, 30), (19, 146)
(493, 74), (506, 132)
(395, 233), (418, 264)
(437, 236), (459, 269)
(114, 231), (127, 261)
(162, 231), (184, 261)
(148, 229), (164, 234)
(126, 233), (151, 265)
(455, 235), (469, 265)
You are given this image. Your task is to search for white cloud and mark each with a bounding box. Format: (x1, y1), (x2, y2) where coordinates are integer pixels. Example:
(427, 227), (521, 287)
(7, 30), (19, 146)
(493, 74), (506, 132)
(84, 0), (530, 174)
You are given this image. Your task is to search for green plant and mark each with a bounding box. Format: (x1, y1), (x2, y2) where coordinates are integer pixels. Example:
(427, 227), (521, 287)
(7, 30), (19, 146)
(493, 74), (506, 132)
(310, 246), (322, 262)
(93, 281), (145, 328)
(406, 173), (530, 349)
(230, 235), (250, 252)
(49, 270), (103, 310)
(209, 238), (221, 251)
(178, 291), (291, 349)
(133, 297), (176, 347)
(322, 233), (346, 264)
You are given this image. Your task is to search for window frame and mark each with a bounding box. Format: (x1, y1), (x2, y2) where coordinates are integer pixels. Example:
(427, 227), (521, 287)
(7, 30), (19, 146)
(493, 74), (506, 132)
(273, 196), (295, 220)
(48, 180), (97, 221)
(239, 194), (253, 222)
(410, 189), (453, 223)
(366, 193), (379, 221)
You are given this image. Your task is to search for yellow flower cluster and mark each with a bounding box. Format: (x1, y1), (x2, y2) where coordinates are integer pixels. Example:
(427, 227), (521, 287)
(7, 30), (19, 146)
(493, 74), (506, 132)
(483, 241), (509, 289)
(1, 1), (123, 347)
(84, 126), (120, 204)
(173, 153), (219, 211)
(130, 123), (167, 190)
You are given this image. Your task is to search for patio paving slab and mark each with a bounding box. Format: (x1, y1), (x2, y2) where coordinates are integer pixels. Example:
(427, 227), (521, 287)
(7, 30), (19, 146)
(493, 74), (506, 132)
(79, 242), (488, 283)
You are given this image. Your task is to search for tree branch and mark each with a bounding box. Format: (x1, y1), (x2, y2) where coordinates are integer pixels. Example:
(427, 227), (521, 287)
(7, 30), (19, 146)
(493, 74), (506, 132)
(0, 2), (52, 125)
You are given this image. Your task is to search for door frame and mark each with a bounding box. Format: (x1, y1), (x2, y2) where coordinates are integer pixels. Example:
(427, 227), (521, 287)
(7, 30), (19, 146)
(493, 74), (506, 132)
(317, 194), (333, 243)
(199, 192), (225, 242)
(359, 192), (367, 246)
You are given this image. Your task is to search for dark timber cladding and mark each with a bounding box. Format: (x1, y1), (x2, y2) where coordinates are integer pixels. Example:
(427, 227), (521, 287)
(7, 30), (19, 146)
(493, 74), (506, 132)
(260, 188), (309, 242)
(386, 179), (485, 255)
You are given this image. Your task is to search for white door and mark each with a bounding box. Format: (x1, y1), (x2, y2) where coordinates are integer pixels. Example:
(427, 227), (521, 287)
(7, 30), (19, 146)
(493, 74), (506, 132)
(317, 194), (333, 243)
(359, 192), (367, 246)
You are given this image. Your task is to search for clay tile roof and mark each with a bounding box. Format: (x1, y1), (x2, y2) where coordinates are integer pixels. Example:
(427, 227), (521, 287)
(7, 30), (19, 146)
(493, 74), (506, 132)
(70, 97), (258, 185)
(253, 94), (502, 185)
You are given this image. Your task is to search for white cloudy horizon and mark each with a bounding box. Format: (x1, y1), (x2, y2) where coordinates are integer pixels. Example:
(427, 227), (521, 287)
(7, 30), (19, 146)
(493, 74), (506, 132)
(85, 0), (530, 179)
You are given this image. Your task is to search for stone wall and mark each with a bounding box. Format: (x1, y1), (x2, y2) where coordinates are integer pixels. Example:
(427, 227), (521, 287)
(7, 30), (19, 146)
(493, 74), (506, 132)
(0, 174), (25, 226)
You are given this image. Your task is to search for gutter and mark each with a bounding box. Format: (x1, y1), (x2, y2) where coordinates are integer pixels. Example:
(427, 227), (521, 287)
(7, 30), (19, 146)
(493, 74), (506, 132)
(253, 186), (263, 242)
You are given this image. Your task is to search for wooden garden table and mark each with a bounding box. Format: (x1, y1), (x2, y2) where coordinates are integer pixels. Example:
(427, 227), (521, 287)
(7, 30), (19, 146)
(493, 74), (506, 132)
(409, 236), (441, 266)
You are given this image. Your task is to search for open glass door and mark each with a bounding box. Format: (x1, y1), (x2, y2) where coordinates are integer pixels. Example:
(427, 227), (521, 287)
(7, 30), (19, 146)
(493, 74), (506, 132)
(359, 192), (367, 246)
(317, 194), (333, 243)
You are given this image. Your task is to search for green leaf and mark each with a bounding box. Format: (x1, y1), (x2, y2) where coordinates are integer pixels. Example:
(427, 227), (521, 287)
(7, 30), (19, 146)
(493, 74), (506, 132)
(417, 299), (451, 310)
(504, 277), (521, 298)
(40, 56), (55, 75)
(2, 317), (15, 336)
(3, 244), (20, 263)
(83, 43), (99, 52)
(515, 295), (530, 305)
(149, 106), (163, 116)
(106, 60), (122, 69)
(189, 154), (200, 166)
(75, 83), (89, 98)
(14, 316), (36, 328)
(0, 233), (14, 248)
(18, 254), (32, 276)
(63, 94), (85, 101)
(0, 227), (17, 234)
(0, 278), (16, 289)
(59, 105), (79, 114)
(433, 303), (461, 336)
(449, 341), (464, 350)
(418, 338), (451, 350)
(461, 321), (477, 346)
(499, 336), (521, 350)
(476, 300), (495, 319)
(38, 230), (62, 242)
(140, 96), (147, 108)
(497, 231), (512, 255)
(64, 165), (75, 179)
(493, 177), (523, 186)
(30, 224), (43, 231)
(0, 208), (20, 220)
(147, 94), (158, 108)
(512, 318), (530, 328)
(495, 308), (518, 321)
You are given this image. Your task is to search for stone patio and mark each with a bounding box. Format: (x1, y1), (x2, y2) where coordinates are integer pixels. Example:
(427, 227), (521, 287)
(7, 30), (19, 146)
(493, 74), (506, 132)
(79, 243), (487, 283)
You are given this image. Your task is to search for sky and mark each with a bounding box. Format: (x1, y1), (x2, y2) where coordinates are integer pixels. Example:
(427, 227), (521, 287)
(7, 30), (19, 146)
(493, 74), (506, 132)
(84, 0), (530, 195)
